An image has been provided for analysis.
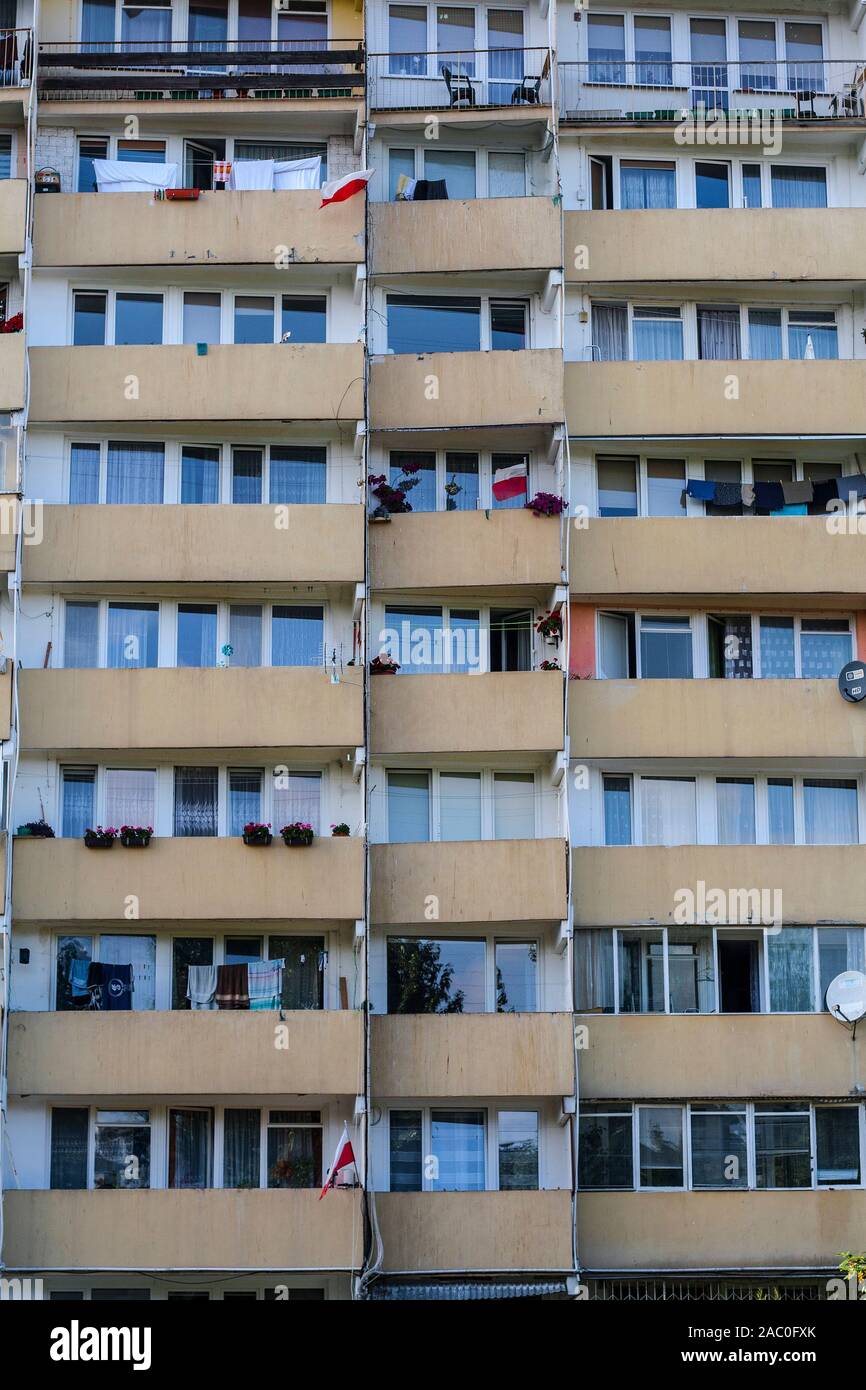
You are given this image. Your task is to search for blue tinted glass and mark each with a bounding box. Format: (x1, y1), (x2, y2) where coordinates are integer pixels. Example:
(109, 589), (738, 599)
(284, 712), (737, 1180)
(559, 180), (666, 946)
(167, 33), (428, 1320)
(234, 297), (273, 344)
(177, 605), (217, 667)
(696, 162), (729, 208)
(445, 454), (479, 511)
(106, 443), (164, 503)
(64, 602), (99, 668)
(768, 779), (795, 844)
(271, 606), (323, 666)
(788, 323), (837, 360)
(389, 1111), (423, 1192)
(431, 1110), (485, 1191)
(232, 450), (262, 503)
(387, 295), (481, 353)
(73, 294), (106, 346)
(81, 0), (114, 49)
(389, 453), (436, 512)
(743, 164), (762, 208)
(620, 164), (675, 209)
(387, 771), (429, 843)
(106, 603), (159, 668)
(749, 310), (782, 359)
(633, 313), (683, 361)
(269, 447), (326, 504)
(115, 293), (163, 346)
(77, 141), (107, 192)
(181, 446), (220, 503)
(281, 297), (326, 344)
(70, 444), (100, 503)
(604, 776), (632, 845)
(62, 773), (95, 838)
(760, 617), (795, 677)
(771, 165), (826, 209)
(383, 605), (443, 673)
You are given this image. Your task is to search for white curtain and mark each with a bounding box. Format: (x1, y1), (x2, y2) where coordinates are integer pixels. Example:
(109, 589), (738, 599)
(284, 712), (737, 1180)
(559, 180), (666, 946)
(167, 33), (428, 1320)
(640, 777), (696, 845)
(439, 772), (482, 841)
(94, 160), (179, 193)
(698, 306), (741, 360)
(104, 769), (156, 829)
(768, 928), (814, 1012)
(716, 779), (756, 844)
(107, 442), (164, 504)
(273, 772), (321, 832)
(804, 780), (858, 844)
(593, 303), (627, 362)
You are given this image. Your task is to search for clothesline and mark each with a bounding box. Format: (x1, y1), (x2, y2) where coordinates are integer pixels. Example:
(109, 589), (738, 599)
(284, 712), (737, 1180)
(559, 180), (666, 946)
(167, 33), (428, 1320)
(684, 474), (866, 512)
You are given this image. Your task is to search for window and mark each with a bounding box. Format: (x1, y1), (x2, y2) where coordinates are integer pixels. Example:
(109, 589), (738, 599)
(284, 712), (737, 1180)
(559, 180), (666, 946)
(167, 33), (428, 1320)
(445, 451), (479, 511)
(50, 1109), (89, 1190)
(440, 770), (481, 840)
(493, 772), (534, 839)
(281, 295), (326, 344)
(498, 1112), (538, 1190)
(437, 5), (475, 77)
(387, 294), (481, 354)
(61, 767), (96, 838)
(107, 601), (159, 668)
(767, 926), (813, 1013)
(816, 1107), (860, 1186)
(489, 151), (525, 198)
(597, 456), (637, 517)
(771, 166), (826, 210)
(592, 304), (627, 362)
(491, 453), (529, 512)
(73, 292), (106, 346)
(270, 934), (325, 1010)
(114, 293), (163, 346)
(267, 1110), (322, 1189)
(424, 148), (475, 199)
(716, 778), (756, 845)
(697, 304), (739, 360)
(579, 1106), (633, 1189)
(620, 160), (675, 210)
(389, 1110), (423, 1191)
(168, 1109), (213, 1189)
(431, 1109), (485, 1190)
(755, 1105), (811, 1189)
(388, 4), (427, 78)
(640, 777), (696, 846)
(273, 770), (321, 834)
(172, 937), (214, 1011)
(768, 778), (795, 844)
(234, 295), (274, 345)
(738, 19), (776, 91)
(389, 451), (436, 512)
(64, 602), (99, 668)
(104, 768), (155, 829)
(748, 308), (782, 360)
(177, 603), (218, 667)
(269, 446), (326, 504)
(638, 1106), (684, 1188)
(490, 299), (527, 351)
(181, 445), (220, 504)
(223, 1109), (260, 1189)
(800, 619), (852, 677)
(389, 146), (415, 198)
(232, 448), (262, 503)
(489, 607), (532, 672)
(94, 1111), (152, 1189)
(635, 16), (671, 86)
(70, 443), (100, 503)
(786, 22), (824, 93)
(789, 310), (837, 360)
(690, 1105), (747, 1189)
(183, 292), (221, 346)
(387, 937), (486, 1013)
(78, 137), (108, 193)
(603, 774), (632, 845)
(387, 770), (430, 842)
(228, 768), (262, 835)
(107, 442), (165, 504)
(818, 929), (865, 1011)
(667, 929), (715, 1013)
(646, 460), (685, 517)
(803, 779), (858, 845)
(618, 930), (665, 1013)
(588, 13), (625, 84)
(639, 616), (692, 678)
(121, 1), (172, 48)
(495, 941), (537, 1013)
(695, 162), (730, 210)
(174, 766), (218, 837)
(632, 305), (683, 361)
(56, 935), (93, 1012)
(575, 930), (615, 1013)
(742, 163), (762, 209)
(272, 605), (323, 666)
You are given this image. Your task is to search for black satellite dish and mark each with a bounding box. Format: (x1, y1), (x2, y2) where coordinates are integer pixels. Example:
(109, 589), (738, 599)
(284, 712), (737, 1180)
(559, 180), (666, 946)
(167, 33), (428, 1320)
(839, 660), (866, 703)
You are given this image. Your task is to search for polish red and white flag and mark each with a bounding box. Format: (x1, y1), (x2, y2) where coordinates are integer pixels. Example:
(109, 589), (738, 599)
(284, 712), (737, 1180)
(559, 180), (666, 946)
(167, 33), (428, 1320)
(320, 169), (373, 208)
(492, 459), (528, 501)
(319, 1124), (357, 1198)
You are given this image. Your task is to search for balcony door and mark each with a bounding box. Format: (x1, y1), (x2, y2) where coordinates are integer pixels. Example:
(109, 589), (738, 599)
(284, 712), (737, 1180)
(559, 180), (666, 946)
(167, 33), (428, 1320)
(690, 18), (728, 113)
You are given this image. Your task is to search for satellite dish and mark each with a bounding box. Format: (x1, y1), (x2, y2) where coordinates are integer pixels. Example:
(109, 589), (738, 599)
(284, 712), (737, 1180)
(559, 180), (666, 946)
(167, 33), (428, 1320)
(826, 970), (866, 1024)
(838, 660), (866, 704)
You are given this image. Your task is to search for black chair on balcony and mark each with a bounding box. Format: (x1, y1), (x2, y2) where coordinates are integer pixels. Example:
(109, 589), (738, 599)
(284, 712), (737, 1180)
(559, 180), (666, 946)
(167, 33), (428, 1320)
(442, 65), (475, 108)
(510, 51), (550, 106)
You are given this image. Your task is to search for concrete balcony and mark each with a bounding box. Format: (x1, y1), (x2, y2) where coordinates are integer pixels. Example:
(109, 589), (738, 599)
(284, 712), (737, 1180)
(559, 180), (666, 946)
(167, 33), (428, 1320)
(28, 343), (365, 425)
(0, 662), (12, 737)
(372, 671), (564, 757)
(2, 1189), (362, 1272)
(578, 1014), (866, 1102)
(569, 678), (866, 761)
(372, 1013), (575, 1097)
(371, 509), (562, 596)
(376, 1191), (572, 1273)
(571, 517), (866, 607)
(566, 209), (866, 286)
(34, 190), (363, 268)
(25, 504), (364, 588)
(13, 835), (364, 924)
(0, 332), (25, 411)
(371, 198), (560, 276)
(371, 838), (567, 925)
(370, 348), (563, 431)
(579, 1191), (866, 1274)
(8, 1009), (363, 1097)
(0, 178), (26, 254)
(572, 846), (866, 927)
(18, 666), (362, 757)
(565, 361), (866, 439)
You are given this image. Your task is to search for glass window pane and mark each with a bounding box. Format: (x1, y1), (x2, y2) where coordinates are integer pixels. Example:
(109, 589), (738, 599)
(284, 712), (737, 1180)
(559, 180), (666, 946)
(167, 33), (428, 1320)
(488, 151), (525, 198)
(768, 778), (795, 845)
(387, 937), (486, 1013)
(431, 1109), (485, 1191)
(638, 1106), (684, 1188)
(498, 1111), (538, 1190)
(640, 778), (696, 846)
(755, 1110), (811, 1188)
(444, 452), (479, 512)
(100, 935), (156, 1011)
(579, 1111), (633, 1189)
(620, 160), (676, 211)
(439, 771), (481, 840)
(181, 445), (220, 504)
(106, 441), (164, 504)
(696, 162), (730, 209)
(234, 296), (274, 344)
(493, 772), (534, 839)
(490, 300), (526, 351)
(588, 13), (625, 82)
(388, 4), (426, 76)
(281, 296), (326, 345)
(759, 616), (795, 677)
(268, 934), (324, 1010)
(749, 308), (782, 359)
(70, 443), (100, 503)
(716, 778), (756, 845)
(819, 928), (865, 1010)
(273, 770), (321, 835)
(575, 929), (615, 1013)
(223, 1108), (260, 1188)
(73, 293), (106, 346)
(618, 930), (665, 1013)
(697, 304), (740, 359)
(800, 621), (851, 678)
(690, 1109), (748, 1188)
(771, 165), (826, 209)
(632, 307), (683, 361)
(639, 618), (693, 678)
(177, 603), (217, 668)
(115, 293), (163, 346)
(768, 927), (814, 1012)
(387, 771), (430, 842)
(383, 604), (442, 673)
(64, 602), (99, 668)
(647, 460), (685, 517)
(742, 163), (762, 209)
(387, 294), (481, 354)
(229, 768), (263, 836)
(389, 147), (415, 200)
(107, 602), (159, 668)
(424, 148), (475, 199)
(804, 779), (858, 845)
(56, 935), (93, 1012)
(172, 936), (214, 1011)
(50, 1108), (89, 1189)
(668, 928), (715, 1013)
(789, 313), (837, 361)
(95, 1116), (151, 1189)
(816, 1107), (860, 1186)
(269, 446), (326, 505)
(603, 775), (632, 846)
(183, 292), (221, 346)
(228, 605), (262, 667)
(104, 768), (155, 829)
(271, 605), (322, 667)
(168, 1109), (213, 1189)
(266, 1122), (321, 1189)
(634, 15), (671, 86)
(495, 941), (537, 1013)
(389, 1110), (422, 1192)
(232, 448), (262, 504)
(597, 456), (637, 517)
(174, 766), (218, 837)
(62, 768), (95, 838)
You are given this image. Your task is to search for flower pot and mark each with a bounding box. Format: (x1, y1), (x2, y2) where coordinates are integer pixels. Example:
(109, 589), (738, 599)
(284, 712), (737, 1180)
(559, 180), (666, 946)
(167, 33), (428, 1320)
(243, 829), (273, 847)
(84, 832), (115, 849)
(120, 830), (152, 848)
(282, 832), (314, 848)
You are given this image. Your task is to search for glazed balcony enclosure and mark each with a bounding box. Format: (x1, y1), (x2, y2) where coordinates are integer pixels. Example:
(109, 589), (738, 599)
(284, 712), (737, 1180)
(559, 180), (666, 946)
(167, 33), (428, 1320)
(18, 667), (362, 758)
(8, 1009), (363, 1097)
(34, 190), (364, 269)
(372, 1014), (575, 1097)
(2, 1190), (362, 1272)
(370, 349), (563, 431)
(572, 846), (866, 927)
(580, 1192), (866, 1275)
(569, 679), (866, 761)
(570, 518), (866, 608)
(368, 48), (551, 113)
(371, 839), (567, 925)
(371, 510), (562, 596)
(0, 177), (26, 254)
(565, 362), (866, 439)
(566, 210), (866, 287)
(371, 198), (560, 276)
(371, 672), (564, 758)
(25, 505), (364, 588)
(13, 835), (364, 924)
(376, 1191), (572, 1273)
(28, 344), (365, 425)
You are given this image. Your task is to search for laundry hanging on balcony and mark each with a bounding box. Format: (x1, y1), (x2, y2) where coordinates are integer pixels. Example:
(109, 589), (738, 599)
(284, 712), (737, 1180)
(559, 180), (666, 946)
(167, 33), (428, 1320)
(274, 156), (322, 190)
(92, 160), (179, 194)
(215, 963), (250, 1010)
(86, 961), (134, 1011)
(248, 959), (286, 1011)
(682, 475), (865, 511)
(228, 159), (275, 190)
(187, 964), (218, 1011)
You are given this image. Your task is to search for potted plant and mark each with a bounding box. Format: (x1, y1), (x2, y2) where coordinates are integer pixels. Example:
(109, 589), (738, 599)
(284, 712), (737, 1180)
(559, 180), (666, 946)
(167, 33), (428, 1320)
(281, 821), (315, 847)
(536, 610), (563, 644)
(330, 823), (351, 837)
(370, 654), (400, 674)
(525, 492), (566, 518)
(17, 819), (55, 838)
(368, 462), (422, 519)
(243, 821), (272, 847)
(84, 826), (117, 849)
(539, 659), (562, 671)
(120, 825), (153, 848)
(445, 475), (463, 511)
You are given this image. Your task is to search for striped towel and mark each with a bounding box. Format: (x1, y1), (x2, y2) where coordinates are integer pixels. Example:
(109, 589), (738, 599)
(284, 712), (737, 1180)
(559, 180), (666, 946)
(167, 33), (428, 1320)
(215, 963), (249, 1010)
(248, 959), (284, 1011)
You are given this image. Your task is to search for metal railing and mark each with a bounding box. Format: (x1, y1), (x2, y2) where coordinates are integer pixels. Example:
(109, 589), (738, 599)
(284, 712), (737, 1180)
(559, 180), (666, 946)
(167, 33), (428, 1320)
(37, 37), (363, 101)
(368, 47), (550, 111)
(559, 58), (866, 122)
(0, 29), (33, 89)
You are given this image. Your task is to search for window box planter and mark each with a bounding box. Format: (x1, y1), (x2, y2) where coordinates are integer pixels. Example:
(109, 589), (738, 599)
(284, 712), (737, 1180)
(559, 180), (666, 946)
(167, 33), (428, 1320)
(281, 822), (315, 848)
(84, 828), (117, 849)
(525, 492), (566, 518)
(243, 822), (273, 847)
(120, 826), (153, 848)
(536, 610), (563, 644)
(17, 820), (54, 838)
(331, 823), (351, 837)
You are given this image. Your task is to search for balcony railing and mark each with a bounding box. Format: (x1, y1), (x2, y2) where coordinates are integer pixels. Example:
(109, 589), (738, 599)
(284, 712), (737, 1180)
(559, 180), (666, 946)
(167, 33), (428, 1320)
(559, 58), (865, 122)
(368, 47), (550, 111)
(37, 38), (363, 101)
(0, 28), (32, 88)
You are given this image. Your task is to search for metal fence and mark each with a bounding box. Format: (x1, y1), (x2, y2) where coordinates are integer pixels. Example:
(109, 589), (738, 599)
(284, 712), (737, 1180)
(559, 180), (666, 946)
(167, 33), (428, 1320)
(368, 48), (550, 111)
(559, 59), (866, 122)
(0, 29), (33, 89)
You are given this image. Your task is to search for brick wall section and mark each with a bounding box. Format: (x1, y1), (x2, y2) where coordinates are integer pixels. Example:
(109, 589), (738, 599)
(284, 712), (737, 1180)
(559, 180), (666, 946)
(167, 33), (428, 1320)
(34, 127), (75, 194)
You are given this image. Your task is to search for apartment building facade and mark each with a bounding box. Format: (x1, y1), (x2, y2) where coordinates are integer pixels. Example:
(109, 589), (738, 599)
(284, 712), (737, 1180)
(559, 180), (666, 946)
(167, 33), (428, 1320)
(0, 0), (863, 1304)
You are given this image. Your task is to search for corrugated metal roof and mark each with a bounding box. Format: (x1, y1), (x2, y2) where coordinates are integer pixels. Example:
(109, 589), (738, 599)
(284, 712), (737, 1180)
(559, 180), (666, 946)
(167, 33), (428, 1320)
(366, 1279), (568, 1301)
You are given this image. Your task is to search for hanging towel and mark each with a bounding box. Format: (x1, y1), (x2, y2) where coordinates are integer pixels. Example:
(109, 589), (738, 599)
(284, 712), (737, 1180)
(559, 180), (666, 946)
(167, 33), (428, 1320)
(770, 503), (808, 516)
(685, 479), (716, 501)
(228, 158), (274, 190)
(753, 481), (784, 511)
(68, 956), (92, 999)
(811, 478), (839, 510)
(713, 481), (743, 509)
(216, 963), (249, 1010)
(248, 959), (285, 1011)
(741, 484), (755, 508)
(101, 962), (134, 1011)
(395, 173), (416, 201)
(93, 159), (178, 194)
(187, 964), (217, 1011)
(273, 155), (321, 190)
(424, 179), (448, 200)
(781, 479), (814, 505)
(838, 474), (866, 501)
